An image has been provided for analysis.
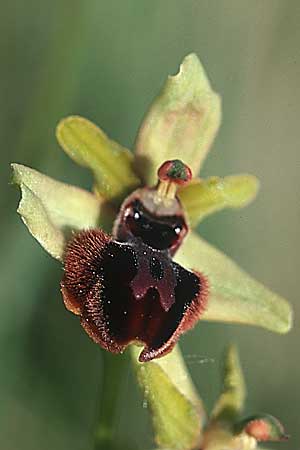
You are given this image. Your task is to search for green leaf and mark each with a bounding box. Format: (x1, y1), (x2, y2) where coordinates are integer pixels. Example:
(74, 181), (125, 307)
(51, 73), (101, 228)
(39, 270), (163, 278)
(135, 53), (221, 186)
(211, 345), (246, 422)
(178, 175), (259, 227)
(131, 345), (205, 450)
(56, 116), (141, 204)
(11, 164), (113, 261)
(175, 232), (292, 334)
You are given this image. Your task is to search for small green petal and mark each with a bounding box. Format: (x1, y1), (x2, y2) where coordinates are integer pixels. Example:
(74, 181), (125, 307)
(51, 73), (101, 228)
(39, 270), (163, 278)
(11, 164), (113, 261)
(175, 232), (292, 334)
(178, 175), (259, 227)
(235, 414), (288, 442)
(131, 345), (205, 450)
(135, 53), (221, 185)
(211, 345), (246, 423)
(56, 116), (141, 204)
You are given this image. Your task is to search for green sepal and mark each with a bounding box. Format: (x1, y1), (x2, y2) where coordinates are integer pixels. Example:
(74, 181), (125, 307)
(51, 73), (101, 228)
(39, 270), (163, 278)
(11, 164), (113, 261)
(131, 345), (205, 450)
(178, 175), (259, 227)
(211, 345), (246, 423)
(135, 53), (221, 186)
(235, 414), (288, 442)
(175, 232), (292, 334)
(56, 116), (141, 204)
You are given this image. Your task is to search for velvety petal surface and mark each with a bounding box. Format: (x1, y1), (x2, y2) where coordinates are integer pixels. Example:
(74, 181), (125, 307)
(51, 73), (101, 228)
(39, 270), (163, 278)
(178, 175), (259, 227)
(56, 116), (141, 203)
(175, 232), (292, 333)
(135, 53), (221, 185)
(11, 164), (112, 260)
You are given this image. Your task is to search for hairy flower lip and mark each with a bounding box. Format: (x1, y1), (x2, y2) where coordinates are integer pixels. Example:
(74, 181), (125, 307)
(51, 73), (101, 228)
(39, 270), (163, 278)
(61, 227), (209, 362)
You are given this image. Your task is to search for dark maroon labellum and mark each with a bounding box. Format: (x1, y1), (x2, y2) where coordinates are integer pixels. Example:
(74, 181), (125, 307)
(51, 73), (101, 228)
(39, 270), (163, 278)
(61, 160), (209, 362)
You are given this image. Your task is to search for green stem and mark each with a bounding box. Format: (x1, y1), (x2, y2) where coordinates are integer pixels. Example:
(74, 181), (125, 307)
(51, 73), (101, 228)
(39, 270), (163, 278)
(94, 351), (129, 450)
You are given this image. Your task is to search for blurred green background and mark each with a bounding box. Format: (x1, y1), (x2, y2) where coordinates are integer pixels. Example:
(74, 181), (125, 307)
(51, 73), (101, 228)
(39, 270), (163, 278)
(1, 1), (299, 449)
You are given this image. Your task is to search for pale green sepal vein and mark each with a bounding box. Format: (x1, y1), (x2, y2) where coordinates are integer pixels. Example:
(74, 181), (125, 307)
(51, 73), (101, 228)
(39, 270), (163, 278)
(131, 345), (205, 450)
(11, 164), (112, 261)
(56, 116), (141, 204)
(175, 232), (292, 334)
(135, 53), (221, 186)
(178, 175), (259, 227)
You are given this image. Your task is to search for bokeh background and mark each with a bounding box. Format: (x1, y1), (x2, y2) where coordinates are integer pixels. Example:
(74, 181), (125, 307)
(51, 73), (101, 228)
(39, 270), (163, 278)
(1, 1), (299, 449)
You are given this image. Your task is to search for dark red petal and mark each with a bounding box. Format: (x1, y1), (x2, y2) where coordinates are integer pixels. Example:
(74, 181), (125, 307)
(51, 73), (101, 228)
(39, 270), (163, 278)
(80, 280), (125, 354)
(61, 229), (110, 313)
(61, 230), (140, 354)
(61, 230), (209, 361)
(130, 240), (177, 311)
(138, 267), (209, 362)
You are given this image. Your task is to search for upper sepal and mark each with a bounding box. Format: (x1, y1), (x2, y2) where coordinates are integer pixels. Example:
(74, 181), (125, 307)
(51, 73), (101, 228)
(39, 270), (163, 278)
(175, 232), (292, 334)
(56, 116), (141, 204)
(11, 163), (113, 260)
(135, 53), (221, 186)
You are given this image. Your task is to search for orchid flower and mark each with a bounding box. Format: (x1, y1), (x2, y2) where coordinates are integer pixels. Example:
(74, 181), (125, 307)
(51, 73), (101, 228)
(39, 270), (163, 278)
(12, 54), (291, 450)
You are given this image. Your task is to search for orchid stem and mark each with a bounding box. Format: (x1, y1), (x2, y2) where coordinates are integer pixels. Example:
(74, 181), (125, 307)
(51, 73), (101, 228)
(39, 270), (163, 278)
(94, 351), (128, 450)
